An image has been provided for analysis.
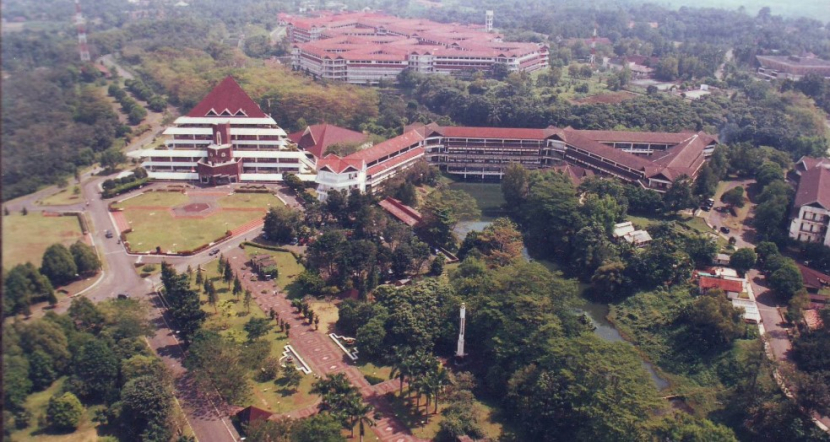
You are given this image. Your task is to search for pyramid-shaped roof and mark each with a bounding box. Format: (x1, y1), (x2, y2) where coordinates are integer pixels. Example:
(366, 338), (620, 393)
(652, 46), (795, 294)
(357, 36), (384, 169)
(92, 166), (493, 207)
(187, 76), (267, 118)
(287, 124), (368, 158)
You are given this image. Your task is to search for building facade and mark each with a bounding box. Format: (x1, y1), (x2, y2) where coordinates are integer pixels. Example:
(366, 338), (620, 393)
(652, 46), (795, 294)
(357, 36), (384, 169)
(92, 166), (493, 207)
(789, 157), (830, 245)
(130, 77), (317, 183)
(314, 122), (718, 199)
(283, 12), (548, 84)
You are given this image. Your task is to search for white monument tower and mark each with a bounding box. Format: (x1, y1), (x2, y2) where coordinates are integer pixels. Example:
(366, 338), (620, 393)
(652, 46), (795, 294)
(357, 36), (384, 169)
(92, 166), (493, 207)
(456, 303), (466, 358)
(485, 10), (494, 33)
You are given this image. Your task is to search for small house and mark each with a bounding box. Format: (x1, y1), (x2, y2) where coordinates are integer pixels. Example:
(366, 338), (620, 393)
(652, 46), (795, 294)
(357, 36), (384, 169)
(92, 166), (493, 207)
(612, 221), (652, 248)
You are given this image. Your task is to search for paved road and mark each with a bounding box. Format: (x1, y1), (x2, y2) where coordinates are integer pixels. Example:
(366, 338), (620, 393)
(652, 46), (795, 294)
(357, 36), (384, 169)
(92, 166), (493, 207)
(98, 54), (135, 80)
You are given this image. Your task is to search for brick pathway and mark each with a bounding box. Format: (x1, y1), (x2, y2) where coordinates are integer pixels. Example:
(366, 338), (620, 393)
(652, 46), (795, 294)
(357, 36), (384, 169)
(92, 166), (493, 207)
(224, 249), (427, 442)
(111, 211), (130, 233)
(230, 218), (264, 237)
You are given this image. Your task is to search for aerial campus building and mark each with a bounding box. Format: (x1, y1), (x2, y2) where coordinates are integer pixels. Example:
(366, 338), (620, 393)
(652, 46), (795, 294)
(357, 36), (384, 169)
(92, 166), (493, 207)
(130, 77), (317, 184)
(281, 11), (549, 84)
(131, 76), (717, 198)
(314, 122), (718, 200)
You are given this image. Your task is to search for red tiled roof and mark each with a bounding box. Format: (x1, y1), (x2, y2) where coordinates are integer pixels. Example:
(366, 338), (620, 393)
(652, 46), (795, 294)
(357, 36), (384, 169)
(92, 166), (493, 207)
(317, 154), (365, 174)
(794, 166), (830, 210)
(797, 263), (830, 291)
(347, 130), (424, 164)
(435, 126), (558, 140)
(549, 163), (594, 185)
(561, 129), (655, 171)
(367, 147), (424, 176)
(236, 406), (273, 424)
(578, 130), (696, 144)
(648, 134), (707, 181)
(699, 276), (744, 293)
(187, 76), (267, 118)
(288, 124), (368, 158)
(378, 197), (423, 226)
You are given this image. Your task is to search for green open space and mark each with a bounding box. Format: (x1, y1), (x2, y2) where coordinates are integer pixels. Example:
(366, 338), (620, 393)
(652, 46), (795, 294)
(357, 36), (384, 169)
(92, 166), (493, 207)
(447, 181), (505, 220)
(218, 193), (282, 209)
(2, 213), (85, 268)
(113, 191), (188, 209)
(243, 245), (305, 291)
(10, 377), (101, 442)
(122, 209), (259, 253)
(356, 361), (392, 386)
(194, 260), (319, 414)
(37, 187), (84, 206)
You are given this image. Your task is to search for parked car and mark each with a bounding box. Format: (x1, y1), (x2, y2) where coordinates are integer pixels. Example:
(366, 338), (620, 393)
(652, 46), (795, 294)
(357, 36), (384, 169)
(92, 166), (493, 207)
(720, 226), (731, 234)
(117, 293), (130, 299)
(105, 230), (114, 238)
(700, 205), (711, 211)
(209, 248), (220, 256)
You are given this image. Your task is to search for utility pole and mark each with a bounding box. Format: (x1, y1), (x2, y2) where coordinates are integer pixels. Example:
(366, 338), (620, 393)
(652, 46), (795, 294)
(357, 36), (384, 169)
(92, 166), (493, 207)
(456, 302), (466, 359)
(75, 0), (91, 62)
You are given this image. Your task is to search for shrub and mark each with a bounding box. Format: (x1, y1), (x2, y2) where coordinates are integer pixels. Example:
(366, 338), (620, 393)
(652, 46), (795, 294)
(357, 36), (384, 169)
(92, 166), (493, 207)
(46, 392), (84, 431)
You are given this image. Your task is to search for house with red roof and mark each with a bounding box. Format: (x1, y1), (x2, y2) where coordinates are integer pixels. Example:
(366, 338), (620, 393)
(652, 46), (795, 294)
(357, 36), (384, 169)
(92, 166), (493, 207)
(128, 76), (317, 184)
(789, 158), (830, 245)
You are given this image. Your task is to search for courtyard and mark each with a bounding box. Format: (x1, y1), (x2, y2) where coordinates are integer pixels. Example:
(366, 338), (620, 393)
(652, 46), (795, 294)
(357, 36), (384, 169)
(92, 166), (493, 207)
(112, 191), (282, 253)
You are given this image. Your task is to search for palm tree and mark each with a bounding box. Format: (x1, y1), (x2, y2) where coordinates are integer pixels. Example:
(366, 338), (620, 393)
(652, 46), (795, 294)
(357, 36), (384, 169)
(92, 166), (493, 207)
(345, 394), (375, 441)
(426, 366), (449, 414)
(390, 347), (414, 396)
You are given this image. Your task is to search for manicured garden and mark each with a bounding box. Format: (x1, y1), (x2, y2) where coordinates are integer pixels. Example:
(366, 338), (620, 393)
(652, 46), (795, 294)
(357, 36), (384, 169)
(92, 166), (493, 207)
(243, 245), (305, 290)
(113, 192), (284, 253)
(2, 213), (85, 268)
(122, 209), (256, 253)
(192, 259), (319, 414)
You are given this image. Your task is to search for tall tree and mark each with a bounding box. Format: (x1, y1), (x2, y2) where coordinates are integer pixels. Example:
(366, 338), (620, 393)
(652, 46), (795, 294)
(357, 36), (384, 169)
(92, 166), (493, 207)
(263, 205), (301, 243)
(69, 241), (101, 276)
(41, 244), (78, 286)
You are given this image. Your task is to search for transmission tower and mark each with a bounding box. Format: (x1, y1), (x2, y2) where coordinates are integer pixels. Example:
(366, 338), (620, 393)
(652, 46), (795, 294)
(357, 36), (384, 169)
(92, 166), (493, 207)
(75, 0), (91, 62)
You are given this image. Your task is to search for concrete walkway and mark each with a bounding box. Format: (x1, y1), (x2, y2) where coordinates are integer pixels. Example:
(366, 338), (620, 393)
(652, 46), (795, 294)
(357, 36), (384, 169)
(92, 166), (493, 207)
(224, 248), (428, 442)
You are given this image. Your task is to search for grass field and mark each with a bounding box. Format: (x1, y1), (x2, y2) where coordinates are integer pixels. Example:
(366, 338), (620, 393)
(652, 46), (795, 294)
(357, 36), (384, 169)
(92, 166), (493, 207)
(115, 192), (283, 252)
(356, 361), (393, 386)
(37, 187), (84, 206)
(217, 193), (282, 209)
(124, 210), (258, 253)
(447, 181), (505, 220)
(2, 213), (85, 268)
(243, 245), (305, 291)
(308, 300), (338, 333)
(194, 261), (319, 413)
(113, 192), (188, 209)
(10, 377), (101, 442)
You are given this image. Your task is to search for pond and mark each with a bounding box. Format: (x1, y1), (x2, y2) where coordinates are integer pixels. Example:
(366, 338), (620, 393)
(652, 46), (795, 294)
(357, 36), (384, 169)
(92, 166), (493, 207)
(450, 182), (670, 391)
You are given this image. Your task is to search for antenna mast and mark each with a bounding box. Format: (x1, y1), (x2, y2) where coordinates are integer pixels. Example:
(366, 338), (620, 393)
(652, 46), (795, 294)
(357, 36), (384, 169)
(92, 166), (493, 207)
(75, 0), (91, 62)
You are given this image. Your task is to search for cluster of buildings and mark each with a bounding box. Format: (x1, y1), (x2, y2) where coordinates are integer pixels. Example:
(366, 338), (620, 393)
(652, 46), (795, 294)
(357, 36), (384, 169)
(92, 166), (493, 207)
(281, 11), (549, 84)
(130, 76), (719, 200)
(756, 54), (830, 80)
(695, 267), (761, 324)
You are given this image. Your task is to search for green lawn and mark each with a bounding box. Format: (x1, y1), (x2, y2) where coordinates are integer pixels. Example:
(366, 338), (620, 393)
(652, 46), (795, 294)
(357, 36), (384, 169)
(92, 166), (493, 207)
(2, 213), (85, 268)
(113, 192), (188, 209)
(447, 181), (505, 220)
(123, 209), (259, 253)
(37, 187), (84, 206)
(243, 245), (305, 291)
(194, 261), (318, 414)
(10, 377), (102, 442)
(356, 361), (392, 386)
(218, 193), (282, 209)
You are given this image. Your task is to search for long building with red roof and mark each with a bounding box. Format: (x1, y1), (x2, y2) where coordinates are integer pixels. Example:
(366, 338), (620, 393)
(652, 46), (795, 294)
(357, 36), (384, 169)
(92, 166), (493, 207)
(283, 12), (548, 84)
(313, 122), (718, 200)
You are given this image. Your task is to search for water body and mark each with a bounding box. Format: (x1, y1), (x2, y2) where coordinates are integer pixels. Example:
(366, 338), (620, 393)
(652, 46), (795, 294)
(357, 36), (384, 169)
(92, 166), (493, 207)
(451, 182), (670, 390)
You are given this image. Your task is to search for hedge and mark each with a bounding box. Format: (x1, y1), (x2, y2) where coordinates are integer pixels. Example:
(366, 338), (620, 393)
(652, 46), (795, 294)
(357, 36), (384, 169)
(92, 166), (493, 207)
(102, 178), (150, 198)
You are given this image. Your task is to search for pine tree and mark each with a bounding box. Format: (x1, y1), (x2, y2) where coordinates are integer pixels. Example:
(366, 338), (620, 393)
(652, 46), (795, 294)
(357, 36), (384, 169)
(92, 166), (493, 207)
(208, 287), (218, 313)
(21, 207), (28, 216)
(224, 263), (234, 290)
(233, 276), (242, 298)
(217, 255), (225, 274)
(195, 266), (203, 286)
(203, 278), (210, 294)
(244, 289), (252, 313)
(186, 265), (193, 282)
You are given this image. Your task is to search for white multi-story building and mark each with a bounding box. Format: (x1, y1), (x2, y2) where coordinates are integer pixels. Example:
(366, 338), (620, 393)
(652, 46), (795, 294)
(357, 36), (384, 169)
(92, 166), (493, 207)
(285, 12), (548, 84)
(130, 77), (317, 183)
(789, 157), (830, 245)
